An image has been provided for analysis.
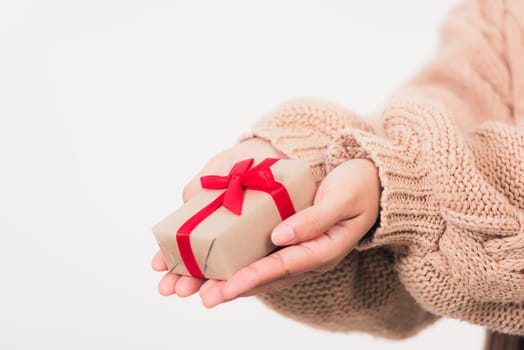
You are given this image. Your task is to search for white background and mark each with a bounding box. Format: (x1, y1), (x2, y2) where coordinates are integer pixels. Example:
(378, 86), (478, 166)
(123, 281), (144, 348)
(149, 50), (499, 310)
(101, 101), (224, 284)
(0, 0), (485, 349)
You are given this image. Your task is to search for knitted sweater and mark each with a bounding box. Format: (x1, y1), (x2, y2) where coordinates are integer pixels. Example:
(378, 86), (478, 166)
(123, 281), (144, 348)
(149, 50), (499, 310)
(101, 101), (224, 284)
(241, 0), (524, 338)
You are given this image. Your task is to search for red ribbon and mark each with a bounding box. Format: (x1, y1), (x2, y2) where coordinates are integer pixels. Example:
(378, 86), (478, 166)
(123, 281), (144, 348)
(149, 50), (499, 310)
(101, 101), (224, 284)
(176, 158), (296, 278)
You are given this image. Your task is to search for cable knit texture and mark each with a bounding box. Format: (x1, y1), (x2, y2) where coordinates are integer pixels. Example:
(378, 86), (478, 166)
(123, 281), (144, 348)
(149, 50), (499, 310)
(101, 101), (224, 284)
(240, 0), (524, 338)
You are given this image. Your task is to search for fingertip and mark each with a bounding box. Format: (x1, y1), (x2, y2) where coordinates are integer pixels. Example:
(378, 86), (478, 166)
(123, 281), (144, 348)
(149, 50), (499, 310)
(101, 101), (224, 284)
(152, 251), (168, 272)
(158, 283), (175, 296)
(175, 277), (204, 297)
(201, 299), (216, 309)
(201, 291), (222, 308)
(201, 296), (220, 309)
(158, 273), (178, 296)
(199, 279), (221, 295)
(200, 283), (227, 308)
(271, 224), (295, 246)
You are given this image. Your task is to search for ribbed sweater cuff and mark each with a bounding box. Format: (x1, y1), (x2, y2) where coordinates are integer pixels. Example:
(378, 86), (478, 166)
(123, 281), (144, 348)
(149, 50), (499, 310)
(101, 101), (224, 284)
(326, 100), (442, 250)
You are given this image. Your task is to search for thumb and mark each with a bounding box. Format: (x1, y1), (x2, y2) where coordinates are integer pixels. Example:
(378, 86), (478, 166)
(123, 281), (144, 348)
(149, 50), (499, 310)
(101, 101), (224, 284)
(271, 202), (341, 246)
(271, 159), (373, 246)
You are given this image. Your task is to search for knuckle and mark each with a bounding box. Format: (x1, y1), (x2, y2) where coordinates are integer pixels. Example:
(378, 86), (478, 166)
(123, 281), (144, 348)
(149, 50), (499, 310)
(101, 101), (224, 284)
(269, 252), (292, 278)
(301, 242), (328, 267)
(245, 264), (263, 280)
(308, 214), (324, 238)
(307, 234), (340, 267)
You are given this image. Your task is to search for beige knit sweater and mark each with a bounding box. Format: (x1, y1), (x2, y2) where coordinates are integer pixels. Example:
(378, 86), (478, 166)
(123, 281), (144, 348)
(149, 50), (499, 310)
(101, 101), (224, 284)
(241, 0), (524, 338)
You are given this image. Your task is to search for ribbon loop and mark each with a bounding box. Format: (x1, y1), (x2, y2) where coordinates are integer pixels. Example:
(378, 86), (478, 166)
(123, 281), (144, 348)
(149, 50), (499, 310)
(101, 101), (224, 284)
(200, 175), (230, 188)
(200, 158), (283, 215)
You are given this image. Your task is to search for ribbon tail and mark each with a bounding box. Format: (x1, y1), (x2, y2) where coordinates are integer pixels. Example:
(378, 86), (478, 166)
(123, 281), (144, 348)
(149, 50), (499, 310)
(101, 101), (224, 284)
(223, 178), (243, 215)
(269, 183), (296, 219)
(176, 192), (226, 278)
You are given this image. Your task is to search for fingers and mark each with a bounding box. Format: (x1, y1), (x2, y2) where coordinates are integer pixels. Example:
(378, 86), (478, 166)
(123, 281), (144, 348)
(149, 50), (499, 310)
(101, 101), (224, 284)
(198, 272), (321, 308)
(174, 276), (206, 297)
(152, 250), (168, 271)
(156, 204), (376, 306)
(198, 272), (320, 308)
(219, 246), (312, 301)
(271, 202), (341, 246)
(198, 279), (228, 308)
(158, 272), (180, 296)
(158, 272), (205, 297)
(223, 214), (370, 301)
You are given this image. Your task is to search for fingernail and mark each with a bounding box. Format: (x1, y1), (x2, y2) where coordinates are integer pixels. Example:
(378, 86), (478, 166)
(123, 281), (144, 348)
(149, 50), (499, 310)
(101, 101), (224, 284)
(272, 225), (295, 245)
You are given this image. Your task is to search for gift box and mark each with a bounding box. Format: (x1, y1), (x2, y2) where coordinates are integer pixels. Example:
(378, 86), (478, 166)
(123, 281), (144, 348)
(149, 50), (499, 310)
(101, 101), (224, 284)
(152, 157), (316, 280)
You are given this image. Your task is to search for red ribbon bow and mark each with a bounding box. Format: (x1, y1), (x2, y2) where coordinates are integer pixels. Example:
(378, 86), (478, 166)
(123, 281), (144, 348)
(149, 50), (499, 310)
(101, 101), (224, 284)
(176, 158), (295, 278)
(200, 158), (284, 215)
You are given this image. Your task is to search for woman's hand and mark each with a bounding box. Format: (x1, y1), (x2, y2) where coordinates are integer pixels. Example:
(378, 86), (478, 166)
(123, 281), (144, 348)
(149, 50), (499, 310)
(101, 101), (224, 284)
(152, 139), (381, 308)
(152, 138), (288, 298)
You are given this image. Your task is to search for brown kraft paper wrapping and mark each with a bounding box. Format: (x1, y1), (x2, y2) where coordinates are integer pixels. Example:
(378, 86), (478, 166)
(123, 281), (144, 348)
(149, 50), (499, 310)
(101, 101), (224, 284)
(152, 158), (316, 280)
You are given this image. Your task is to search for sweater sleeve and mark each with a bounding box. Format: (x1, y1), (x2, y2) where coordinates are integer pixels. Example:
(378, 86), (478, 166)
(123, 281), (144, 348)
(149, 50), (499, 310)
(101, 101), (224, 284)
(326, 0), (524, 335)
(242, 0), (524, 337)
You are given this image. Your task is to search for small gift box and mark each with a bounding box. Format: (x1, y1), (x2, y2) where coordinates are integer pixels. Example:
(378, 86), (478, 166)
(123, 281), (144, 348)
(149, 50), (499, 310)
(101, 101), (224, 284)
(152, 157), (316, 280)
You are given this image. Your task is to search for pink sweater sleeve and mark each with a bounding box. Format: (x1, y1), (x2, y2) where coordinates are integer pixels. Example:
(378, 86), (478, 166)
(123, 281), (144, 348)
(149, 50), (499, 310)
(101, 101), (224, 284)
(241, 0), (524, 337)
